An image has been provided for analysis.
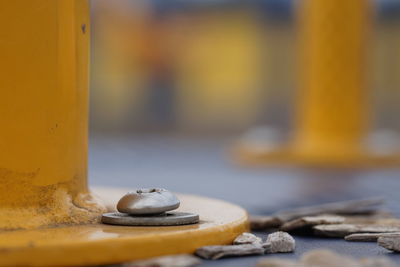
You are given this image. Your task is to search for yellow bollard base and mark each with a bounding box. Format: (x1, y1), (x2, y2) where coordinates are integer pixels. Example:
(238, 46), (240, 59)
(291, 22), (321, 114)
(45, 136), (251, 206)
(0, 187), (248, 267)
(234, 144), (400, 167)
(233, 130), (400, 167)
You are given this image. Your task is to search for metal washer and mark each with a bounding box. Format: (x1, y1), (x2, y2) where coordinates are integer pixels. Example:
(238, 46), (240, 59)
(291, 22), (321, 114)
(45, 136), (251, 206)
(102, 212), (200, 226)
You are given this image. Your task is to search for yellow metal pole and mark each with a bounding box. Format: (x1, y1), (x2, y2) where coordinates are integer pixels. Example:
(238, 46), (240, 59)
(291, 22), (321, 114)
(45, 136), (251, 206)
(0, 2), (248, 265)
(0, 0), (105, 230)
(293, 0), (370, 159)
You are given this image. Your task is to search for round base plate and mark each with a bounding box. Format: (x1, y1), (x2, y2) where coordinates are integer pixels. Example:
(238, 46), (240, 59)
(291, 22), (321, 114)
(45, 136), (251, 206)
(0, 187), (248, 267)
(102, 212), (200, 226)
(233, 129), (400, 167)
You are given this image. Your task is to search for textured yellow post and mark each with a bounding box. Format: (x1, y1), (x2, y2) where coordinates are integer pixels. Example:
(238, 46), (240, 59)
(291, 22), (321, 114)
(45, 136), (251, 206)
(0, 2), (248, 265)
(0, 0), (105, 229)
(293, 0), (370, 159)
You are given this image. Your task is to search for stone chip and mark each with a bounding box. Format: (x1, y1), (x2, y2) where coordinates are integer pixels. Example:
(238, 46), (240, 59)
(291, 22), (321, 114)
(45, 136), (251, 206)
(250, 216), (283, 230)
(233, 232), (263, 245)
(281, 215), (345, 232)
(123, 254), (201, 267)
(195, 244), (264, 260)
(314, 224), (400, 238)
(378, 236), (400, 252)
(345, 232), (400, 242)
(264, 231), (295, 253)
(360, 257), (398, 267)
(257, 249), (397, 267)
(275, 198), (384, 222)
(301, 249), (361, 267)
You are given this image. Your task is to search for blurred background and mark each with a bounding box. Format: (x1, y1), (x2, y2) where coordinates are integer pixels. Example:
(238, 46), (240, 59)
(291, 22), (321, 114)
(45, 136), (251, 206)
(89, 0), (400, 215)
(87, 1), (400, 263)
(90, 0), (400, 135)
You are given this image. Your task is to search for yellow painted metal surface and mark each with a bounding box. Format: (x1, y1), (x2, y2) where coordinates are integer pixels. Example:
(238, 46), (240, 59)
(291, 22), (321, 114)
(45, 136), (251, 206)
(0, 4), (248, 266)
(0, 192), (249, 267)
(0, 0), (105, 230)
(234, 0), (400, 167)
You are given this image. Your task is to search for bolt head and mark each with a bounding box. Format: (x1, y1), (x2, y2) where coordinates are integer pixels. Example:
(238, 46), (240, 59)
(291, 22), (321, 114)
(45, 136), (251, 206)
(117, 188), (180, 215)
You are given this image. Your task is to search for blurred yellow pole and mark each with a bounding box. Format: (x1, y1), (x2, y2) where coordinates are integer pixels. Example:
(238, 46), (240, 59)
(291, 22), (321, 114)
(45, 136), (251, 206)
(0, 0), (105, 230)
(293, 0), (370, 158)
(235, 0), (400, 166)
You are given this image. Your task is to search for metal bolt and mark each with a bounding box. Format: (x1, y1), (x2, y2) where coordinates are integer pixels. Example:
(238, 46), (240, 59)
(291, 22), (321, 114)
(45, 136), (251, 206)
(102, 188), (199, 226)
(117, 188), (180, 215)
